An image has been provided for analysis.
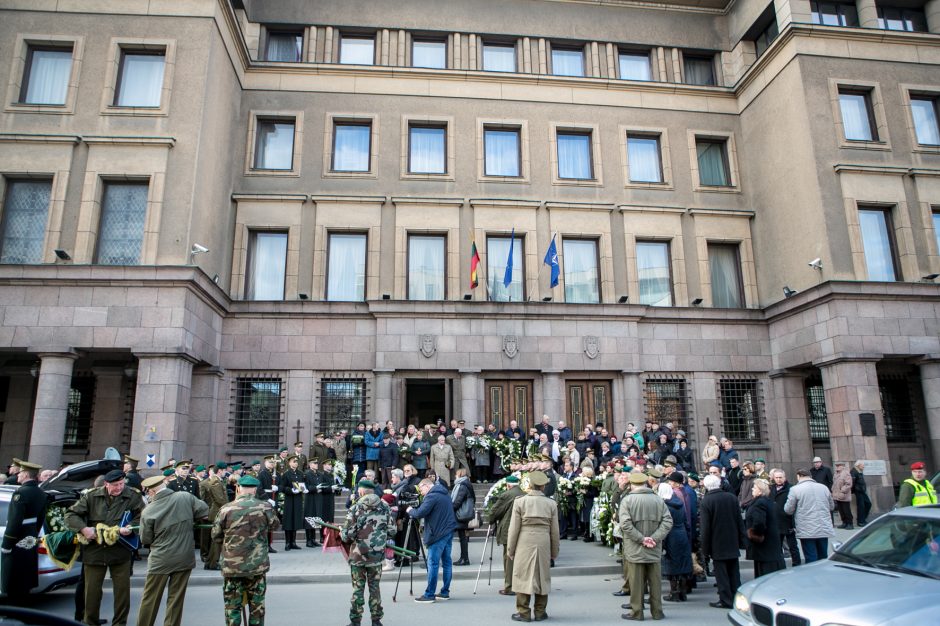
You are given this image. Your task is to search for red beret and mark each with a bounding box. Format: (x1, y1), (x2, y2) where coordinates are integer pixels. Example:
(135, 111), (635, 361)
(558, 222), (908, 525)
(911, 461), (926, 470)
(381, 494), (396, 505)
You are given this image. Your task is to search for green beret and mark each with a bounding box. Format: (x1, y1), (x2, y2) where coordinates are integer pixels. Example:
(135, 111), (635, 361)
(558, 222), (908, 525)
(239, 475), (261, 487)
(279, 447), (288, 453)
(251, 460), (261, 466)
(230, 463), (242, 470)
(688, 472), (701, 482)
(195, 465), (206, 472)
(216, 461), (228, 470)
(505, 475), (520, 483)
(162, 469), (175, 477)
(357, 479), (376, 490)
(754, 457), (765, 463)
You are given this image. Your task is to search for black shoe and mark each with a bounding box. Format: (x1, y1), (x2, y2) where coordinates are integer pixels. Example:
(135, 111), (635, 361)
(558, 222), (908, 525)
(268, 545), (277, 553)
(372, 621), (383, 626)
(511, 614), (532, 622)
(290, 543), (302, 550)
(612, 591), (629, 597)
(498, 589), (515, 596)
(306, 540), (315, 547)
(312, 541), (321, 547)
(534, 614), (548, 622)
(709, 601), (731, 609)
(204, 564), (219, 570)
(621, 604), (631, 609)
(569, 535), (580, 540)
(621, 614), (644, 621)
(550, 559), (555, 567)
(583, 537), (594, 543)
(284, 544), (292, 551)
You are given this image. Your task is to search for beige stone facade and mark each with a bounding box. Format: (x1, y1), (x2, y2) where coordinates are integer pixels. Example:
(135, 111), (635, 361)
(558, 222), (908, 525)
(1, 0), (939, 509)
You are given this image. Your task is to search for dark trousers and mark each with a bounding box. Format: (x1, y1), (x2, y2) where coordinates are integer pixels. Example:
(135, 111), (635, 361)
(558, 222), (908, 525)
(472, 465), (490, 482)
(712, 558), (741, 607)
(781, 531), (801, 566)
(456, 529), (469, 562)
(137, 569), (192, 626)
(855, 492), (871, 524)
(800, 537), (828, 563)
(83, 560), (132, 626)
(835, 500), (854, 526)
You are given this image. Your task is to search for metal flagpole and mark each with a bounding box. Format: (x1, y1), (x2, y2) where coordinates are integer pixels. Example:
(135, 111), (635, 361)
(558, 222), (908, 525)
(528, 232), (555, 301)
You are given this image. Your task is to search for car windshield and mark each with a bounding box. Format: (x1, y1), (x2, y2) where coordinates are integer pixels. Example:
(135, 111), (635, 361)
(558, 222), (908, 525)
(0, 499), (8, 526)
(832, 514), (940, 579)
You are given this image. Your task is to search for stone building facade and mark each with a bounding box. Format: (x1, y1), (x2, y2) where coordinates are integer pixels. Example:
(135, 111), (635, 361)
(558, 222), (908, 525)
(1, 0), (939, 509)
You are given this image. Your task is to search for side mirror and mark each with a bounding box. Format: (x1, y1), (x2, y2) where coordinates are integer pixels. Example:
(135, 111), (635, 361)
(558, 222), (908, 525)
(832, 541), (842, 552)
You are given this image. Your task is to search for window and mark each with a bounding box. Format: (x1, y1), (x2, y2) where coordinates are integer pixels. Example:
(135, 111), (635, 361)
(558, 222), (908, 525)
(551, 46), (584, 77)
(19, 45), (72, 105)
(264, 30), (303, 62)
(339, 35), (374, 65)
(114, 49), (165, 107)
(708, 243), (744, 308)
(332, 122), (372, 172)
(644, 378), (691, 436)
(696, 138), (731, 186)
(619, 51), (651, 81)
(805, 376), (830, 443)
(482, 43), (515, 72)
(487, 234), (524, 302)
(326, 232), (366, 301)
(409, 124), (446, 174)
(911, 96), (940, 146)
(683, 54), (715, 86)
(320, 378), (368, 434)
(933, 210), (940, 254)
(839, 89), (877, 141)
(412, 40), (446, 69)
(718, 378), (764, 444)
(877, 6), (927, 32)
(64, 376), (94, 449)
(754, 19), (779, 57)
(408, 235), (446, 300)
(484, 127), (521, 177)
(563, 238), (600, 304)
(627, 134), (662, 183)
(233, 377), (283, 449)
(0, 180), (51, 264)
(879, 374), (918, 442)
(254, 118), (295, 170)
(246, 231), (287, 300)
(557, 131), (593, 180)
(95, 182), (148, 265)
(636, 241), (672, 306)
(811, 1), (859, 26)
(858, 207), (898, 281)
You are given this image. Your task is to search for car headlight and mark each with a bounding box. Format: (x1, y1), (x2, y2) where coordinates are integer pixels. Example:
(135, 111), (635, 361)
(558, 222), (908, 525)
(733, 591), (751, 615)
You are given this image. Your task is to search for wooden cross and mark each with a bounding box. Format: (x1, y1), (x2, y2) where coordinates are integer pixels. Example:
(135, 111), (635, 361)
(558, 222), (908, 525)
(703, 417), (714, 436)
(292, 419), (303, 444)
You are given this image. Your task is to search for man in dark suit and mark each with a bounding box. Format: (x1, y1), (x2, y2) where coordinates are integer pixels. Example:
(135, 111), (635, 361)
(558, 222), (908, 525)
(256, 455), (278, 553)
(166, 460), (199, 496)
(699, 473), (746, 609)
(123, 455), (142, 491)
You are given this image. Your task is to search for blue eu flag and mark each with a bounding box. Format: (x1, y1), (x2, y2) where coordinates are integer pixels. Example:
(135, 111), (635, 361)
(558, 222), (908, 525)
(503, 228), (515, 288)
(544, 235), (559, 288)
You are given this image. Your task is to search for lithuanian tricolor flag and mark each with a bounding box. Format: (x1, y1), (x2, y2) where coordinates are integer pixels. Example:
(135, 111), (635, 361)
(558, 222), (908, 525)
(470, 238), (481, 289)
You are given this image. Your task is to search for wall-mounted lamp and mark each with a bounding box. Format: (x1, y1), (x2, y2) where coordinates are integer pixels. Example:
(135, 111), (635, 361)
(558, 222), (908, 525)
(298, 293), (309, 300)
(542, 296), (552, 302)
(691, 298), (703, 307)
(54, 249), (71, 261)
(381, 294), (391, 300)
(783, 286), (798, 298)
(462, 293), (472, 301)
(618, 295), (629, 303)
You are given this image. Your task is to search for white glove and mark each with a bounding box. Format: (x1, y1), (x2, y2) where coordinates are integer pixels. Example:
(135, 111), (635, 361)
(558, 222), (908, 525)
(271, 485), (278, 492)
(292, 488), (300, 494)
(302, 487), (309, 494)
(267, 499), (276, 507)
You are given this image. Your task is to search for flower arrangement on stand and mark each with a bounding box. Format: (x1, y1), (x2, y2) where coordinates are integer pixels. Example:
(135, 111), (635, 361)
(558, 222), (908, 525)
(465, 435), (491, 453)
(333, 462), (347, 487)
(490, 437), (522, 471)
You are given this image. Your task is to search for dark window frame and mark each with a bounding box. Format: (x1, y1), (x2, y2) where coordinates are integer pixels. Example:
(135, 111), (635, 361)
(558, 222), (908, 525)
(486, 233), (528, 302)
(483, 125), (523, 178)
(263, 28), (304, 62)
(707, 241), (746, 308)
(330, 119), (373, 172)
(695, 137), (732, 187)
(406, 232), (448, 301)
(339, 33), (376, 65)
(407, 122), (448, 174)
(325, 230), (368, 302)
(810, 0), (860, 26)
(643, 377), (693, 444)
(805, 375), (831, 444)
(635, 239), (674, 306)
(876, 5), (928, 32)
(838, 87), (879, 142)
(18, 43), (74, 104)
(319, 377), (369, 434)
(253, 116), (296, 171)
(0, 177), (53, 264)
(717, 377), (765, 445)
(561, 236), (602, 304)
(617, 49), (652, 81)
(626, 133), (664, 183)
(232, 376), (285, 449)
(481, 41), (517, 72)
(910, 93), (940, 146)
(411, 37), (448, 69)
(113, 46), (166, 108)
(682, 53), (717, 86)
(64, 374), (95, 450)
(550, 43), (586, 77)
(93, 179), (149, 265)
(245, 229), (289, 301)
(858, 204), (901, 281)
(556, 129), (595, 180)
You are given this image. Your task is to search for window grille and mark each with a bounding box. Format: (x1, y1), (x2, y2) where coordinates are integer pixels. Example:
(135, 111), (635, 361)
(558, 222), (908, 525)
(232, 376), (284, 449)
(879, 374), (918, 443)
(319, 377), (368, 435)
(643, 377), (693, 443)
(64, 375), (95, 449)
(120, 376), (135, 453)
(805, 377), (830, 443)
(717, 377), (764, 444)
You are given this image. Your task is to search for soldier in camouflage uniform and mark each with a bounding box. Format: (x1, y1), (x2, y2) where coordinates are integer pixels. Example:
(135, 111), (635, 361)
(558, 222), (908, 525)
(211, 475), (280, 626)
(340, 478), (392, 626)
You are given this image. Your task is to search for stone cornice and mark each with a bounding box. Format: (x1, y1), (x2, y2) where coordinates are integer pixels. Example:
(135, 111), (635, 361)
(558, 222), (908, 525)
(545, 201), (615, 212)
(390, 196), (465, 206)
(82, 135), (176, 147)
(0, 133), (81, 144)
(619, 203), (686, 214)
(469, 199), (543, 209)
(231, 193), (308, 202)
(309, 194), (387, 205)
(833, 164), (909, 176)
(687, 208), (755, 218)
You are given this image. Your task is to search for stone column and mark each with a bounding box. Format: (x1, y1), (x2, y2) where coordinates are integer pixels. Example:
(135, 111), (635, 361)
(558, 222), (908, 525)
(620, 370), (643, 436)
(768, 370), (813, 471)
(926, 0), (940, 34)
(459, 369), (481, 423)
(918, 358), (940, 469)
(129, 353), (196, 468)
(373, 369), (394, 423)
(542, 370), (564, 424)
(817, 358), (893, 510)
(28, 350), (79, 469)
(857, 0), (879, 29)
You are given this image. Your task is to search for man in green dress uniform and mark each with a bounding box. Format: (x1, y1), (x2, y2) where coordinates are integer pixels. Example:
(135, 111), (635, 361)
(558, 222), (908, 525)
(0, 458), (47, 600)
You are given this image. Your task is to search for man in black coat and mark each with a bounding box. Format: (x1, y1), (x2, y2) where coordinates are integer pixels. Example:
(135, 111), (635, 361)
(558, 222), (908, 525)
(123, 455), (142, 492)
(850, 461), (871, 526)
(165, 460), (199, 496)
(256, 455), (278, 553)
(0, 459), (47, 599)
(699, 473), (745, 609)
(770, 469), (801, 565)
(811, 457), (833, 490)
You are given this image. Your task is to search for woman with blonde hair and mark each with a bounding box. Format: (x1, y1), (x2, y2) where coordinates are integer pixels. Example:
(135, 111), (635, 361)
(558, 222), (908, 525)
(744, 478), (785, 577)
(701, 434), (720, 467)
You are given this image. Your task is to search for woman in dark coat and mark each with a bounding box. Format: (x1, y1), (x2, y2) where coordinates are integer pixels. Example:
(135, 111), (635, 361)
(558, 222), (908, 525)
(745, 478), (785, 577)
(279, 455), (306, 550)
(319, 460), (337, 525)
(410, 430), (430, 478)
(450, 468), (476, 565)
(675, 439), (696, 473)
(302, 459), (322, 547)
(738, 462), (757, 511)
(658, 483), (693, 601)
(349, 422), (368, 481)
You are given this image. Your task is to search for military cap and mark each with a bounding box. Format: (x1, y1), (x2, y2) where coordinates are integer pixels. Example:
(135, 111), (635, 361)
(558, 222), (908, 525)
(629, 471), (648, 485)
(527, 471), (549, 487)
(315, 432), (325, 438)
(263, 455), (277, 462)
(646, 467), (663, 479)
(688, 472), (701, 482)
(251, 460), (262, 466)
(505, 475), (520, 483)
(278, 446), (288, 453)
(754, 457), (766, 463)
(163, 469), (175, 477)
(14, 458), (42, 471)
(457, 419), (466, 424)
(104, 469), (126, 483)
(294, 441), (304, 447)
(123, 455), (139, 464)
(239, 475), (261, 487)
(357, 479), (376, 490)
(215, 461), (228, 470)
(231, 463), (243, 471)
(664, 455), (677, 466)
(322, 459), (333, 466)
(160, 463), (173, 472)
(911, 461), (926, 470)
(197, 465), (207, 472)
(287, 455), (300, 463)
(141, 475), (164, 489)
(174, 460), (192, 469)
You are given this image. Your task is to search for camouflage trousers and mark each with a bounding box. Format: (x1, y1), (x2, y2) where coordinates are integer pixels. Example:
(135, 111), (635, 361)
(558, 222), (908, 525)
(349, 564), (383, 623)
(222, 575), (266, 626)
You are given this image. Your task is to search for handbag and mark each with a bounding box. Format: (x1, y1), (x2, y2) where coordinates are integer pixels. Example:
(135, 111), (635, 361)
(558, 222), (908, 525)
(467, 512), (480, 530)
(747, 527), (765, 543)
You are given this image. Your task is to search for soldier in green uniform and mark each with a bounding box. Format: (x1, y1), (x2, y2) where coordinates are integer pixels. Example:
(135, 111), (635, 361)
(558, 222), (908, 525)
(0, 458), (47, 600)
(485, 474), (525, 596)
(166, 461), (200, 496)
(202, 463), (230, 570)
(274, 447), (290, 476)
(340, 478), (393, 626)
(309, 433), (332, 466)
(291, 441), (308, 469)
(123, 455), (142, 492)
(212, 475), (280, 626)
(66, 469), (145, 626)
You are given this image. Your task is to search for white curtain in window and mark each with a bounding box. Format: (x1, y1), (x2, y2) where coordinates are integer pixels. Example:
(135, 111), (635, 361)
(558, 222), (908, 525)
(24, 49), (71, 105)
(340, 37), (374, 64)
(552, 49), (584, 76)
(563, 239), (599, 303)
(628, 136), (662, 182)
(483, 45), (515, 72)
(408, 236), (445, 300)
(911, 99), (940, 145)
(557, 133), (591, 179)
(413, 41), (446, 68)
(96, 183), (148, 265)
(333, 124), (371, 171)
(248, 232), (287, 300)
(696, 141), (728, 186)
(487, 236), (523, 301)
(858, 210), (896, 281)
(484, 130), (520, 176)
(619, 53), (651, 80)
(116, 53), (165, 107)
(410, 127), (445, 173)
(256, 121), (294, 170)
(266, 33), (302, 62)
(684, 57), (715, 85)
(327, 233), (366, 301)
(839, 93), (873, 141)
(0, 180), (51, 264)
(636, 242), (672, 306)
(708, 244), (743, 308)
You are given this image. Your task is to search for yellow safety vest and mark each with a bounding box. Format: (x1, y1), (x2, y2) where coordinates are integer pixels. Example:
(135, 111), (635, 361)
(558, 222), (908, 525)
(903, 478), (938, 506)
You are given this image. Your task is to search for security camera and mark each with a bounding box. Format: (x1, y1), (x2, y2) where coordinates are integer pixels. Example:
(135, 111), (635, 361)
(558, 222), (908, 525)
(191, 243), (209, 254)
(808, 258), (822, 270)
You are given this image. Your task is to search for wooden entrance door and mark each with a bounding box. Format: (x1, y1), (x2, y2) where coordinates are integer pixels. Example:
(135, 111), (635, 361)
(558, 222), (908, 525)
(484, 380), (533, 432)
(566, 380), (612, 434)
